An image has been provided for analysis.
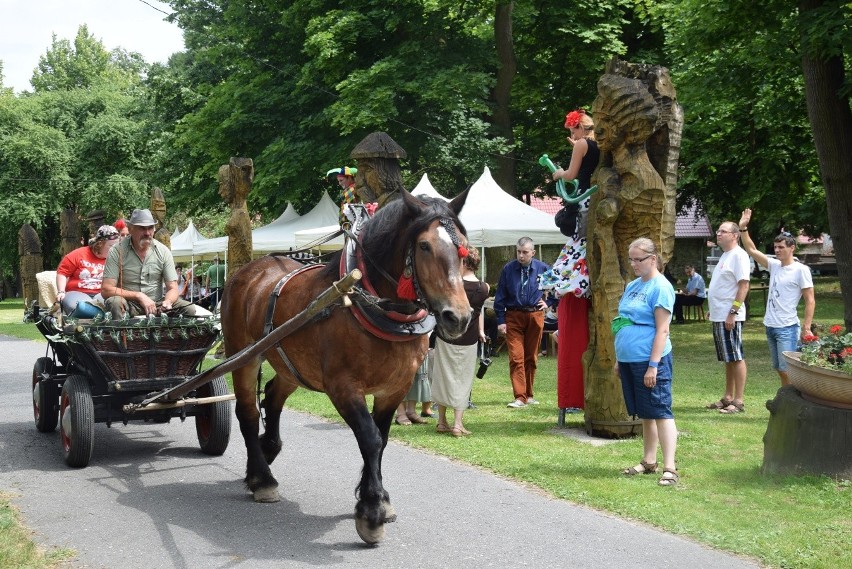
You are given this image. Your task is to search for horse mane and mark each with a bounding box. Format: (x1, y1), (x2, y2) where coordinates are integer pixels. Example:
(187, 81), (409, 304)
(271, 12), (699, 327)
(319, 195), (467, 282)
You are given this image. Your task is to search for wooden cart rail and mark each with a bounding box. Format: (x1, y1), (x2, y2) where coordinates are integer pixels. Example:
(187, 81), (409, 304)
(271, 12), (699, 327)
(124, 269), (362, 413)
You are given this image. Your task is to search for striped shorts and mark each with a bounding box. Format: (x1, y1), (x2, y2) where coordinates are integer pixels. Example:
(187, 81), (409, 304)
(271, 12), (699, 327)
(712, 321), (745, 362)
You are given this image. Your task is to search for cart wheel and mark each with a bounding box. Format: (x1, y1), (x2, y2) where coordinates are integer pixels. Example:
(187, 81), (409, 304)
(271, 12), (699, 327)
(33, 357), (59, 432)
(195, 375), (231, 456)
(60, 374), (94, 468)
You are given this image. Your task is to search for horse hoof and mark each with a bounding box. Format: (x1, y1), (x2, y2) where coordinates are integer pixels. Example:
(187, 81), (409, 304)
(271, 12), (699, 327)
(253, 487), (280, 503)
(382, 500), (397, 523)
(355, 515), (386, 545)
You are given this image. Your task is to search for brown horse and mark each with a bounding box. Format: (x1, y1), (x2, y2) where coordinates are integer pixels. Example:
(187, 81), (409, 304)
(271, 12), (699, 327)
(220, 189), (471, 544)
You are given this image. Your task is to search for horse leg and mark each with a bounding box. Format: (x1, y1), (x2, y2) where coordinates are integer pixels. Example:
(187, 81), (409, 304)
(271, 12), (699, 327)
(259, 373), (297, 465)
(334, 394), (401, 544)
(232, 361), (281, 503)
(370, 399), (399, 524)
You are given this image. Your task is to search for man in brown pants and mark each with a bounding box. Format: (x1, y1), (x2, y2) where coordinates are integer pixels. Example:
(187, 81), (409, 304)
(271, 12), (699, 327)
(494, 237), (550, 408)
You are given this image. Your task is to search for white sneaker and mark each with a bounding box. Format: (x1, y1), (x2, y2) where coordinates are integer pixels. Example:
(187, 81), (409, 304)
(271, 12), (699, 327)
(507, 399), (526, 408)
(527, 398), (540, 405)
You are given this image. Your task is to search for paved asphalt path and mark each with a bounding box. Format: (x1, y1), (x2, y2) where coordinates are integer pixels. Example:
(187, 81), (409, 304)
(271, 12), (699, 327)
(0, 335), (761, 568)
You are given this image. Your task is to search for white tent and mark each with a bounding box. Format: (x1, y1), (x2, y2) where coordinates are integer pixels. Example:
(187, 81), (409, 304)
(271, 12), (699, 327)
(192, 235), (228, 259)
(411, 173), (449, 201)
(170, 220), (207, 261)
(293, 174), (449, 250)
(459, 167), (565, 247)
(252, 193), (338, 252)
(191, 202), (300, 259)
(192, 196), (340, 257)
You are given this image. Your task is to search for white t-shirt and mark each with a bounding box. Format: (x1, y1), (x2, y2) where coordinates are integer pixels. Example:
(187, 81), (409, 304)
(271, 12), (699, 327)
(763, 259), (813, 328)
(708, 246), (751, 322)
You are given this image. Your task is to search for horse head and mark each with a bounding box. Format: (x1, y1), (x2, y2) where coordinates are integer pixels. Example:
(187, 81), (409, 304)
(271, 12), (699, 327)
(360, 189), (472, 340)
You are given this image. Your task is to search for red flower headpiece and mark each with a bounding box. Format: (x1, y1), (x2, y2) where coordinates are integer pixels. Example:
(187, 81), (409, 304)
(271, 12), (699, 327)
(564, 109), (586, 129)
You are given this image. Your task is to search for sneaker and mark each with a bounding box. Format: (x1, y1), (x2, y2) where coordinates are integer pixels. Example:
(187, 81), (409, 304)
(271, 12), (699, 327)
(507, 399), (526, 408)
(526, 398), (540, 405)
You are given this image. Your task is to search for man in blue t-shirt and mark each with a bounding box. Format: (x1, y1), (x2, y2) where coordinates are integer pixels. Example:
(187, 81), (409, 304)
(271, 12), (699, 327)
(673, 264), (706, 324)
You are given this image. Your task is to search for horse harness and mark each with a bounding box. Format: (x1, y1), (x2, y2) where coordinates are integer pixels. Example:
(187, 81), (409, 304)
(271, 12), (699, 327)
(258, 203), (456, 394)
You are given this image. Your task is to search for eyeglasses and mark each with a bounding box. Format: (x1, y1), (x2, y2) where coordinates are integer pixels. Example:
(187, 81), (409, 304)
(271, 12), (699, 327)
(628, 255), (652, 264)
(716, 229), (733, 234)
(780, 231), (792, 237)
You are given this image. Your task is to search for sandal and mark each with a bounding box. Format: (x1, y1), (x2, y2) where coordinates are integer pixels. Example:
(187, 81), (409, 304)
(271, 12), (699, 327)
(706, 397), (733, 409)
(719, 402), (745, 414)
(395, 415), (412, 426)
(658, 468), (679, 486)
(406, 412), (428, 424)
(622, 460), (658, 476)
(436, 423), (452, 433)
(451, 427), (471, 437)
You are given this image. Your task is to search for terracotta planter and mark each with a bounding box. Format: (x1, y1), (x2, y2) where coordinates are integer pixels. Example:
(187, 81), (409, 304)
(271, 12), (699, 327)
(782, 351), (852, 409)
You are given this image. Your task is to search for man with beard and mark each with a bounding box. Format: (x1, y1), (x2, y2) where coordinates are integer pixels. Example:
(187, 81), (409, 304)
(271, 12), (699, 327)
(102, 208), (197, 318)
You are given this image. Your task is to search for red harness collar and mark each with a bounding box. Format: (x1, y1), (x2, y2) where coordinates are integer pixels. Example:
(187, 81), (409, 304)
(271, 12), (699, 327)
(340, 242), (434, 342)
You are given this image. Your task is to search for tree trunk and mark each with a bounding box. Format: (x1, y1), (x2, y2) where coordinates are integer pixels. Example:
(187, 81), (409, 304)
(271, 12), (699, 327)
(763, 386), (852, 476)
(492, 1), (517, 196)
(799, 0), (852, 331)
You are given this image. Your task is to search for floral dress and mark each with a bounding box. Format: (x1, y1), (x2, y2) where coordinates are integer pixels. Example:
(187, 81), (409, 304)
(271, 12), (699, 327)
(538, 195), (591, 299)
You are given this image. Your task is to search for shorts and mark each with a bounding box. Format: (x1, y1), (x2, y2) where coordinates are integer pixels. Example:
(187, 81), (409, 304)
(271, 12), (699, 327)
(766, 324), (800, 371)
(712, 321), (744, 362)
(618, 352), (674, 420)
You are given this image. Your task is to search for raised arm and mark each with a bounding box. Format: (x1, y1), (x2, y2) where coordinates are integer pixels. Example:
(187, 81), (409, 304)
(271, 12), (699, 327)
(738, 209), (770, 269)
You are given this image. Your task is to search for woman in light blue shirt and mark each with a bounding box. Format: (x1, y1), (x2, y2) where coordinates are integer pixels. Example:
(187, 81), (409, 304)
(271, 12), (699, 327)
(613, 238), (679, 486)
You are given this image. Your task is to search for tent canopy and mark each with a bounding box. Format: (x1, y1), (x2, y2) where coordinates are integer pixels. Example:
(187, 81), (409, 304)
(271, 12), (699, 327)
(293, 170), (565, 250)
(411, 173), (449, 201)
(252, 192), (338, 252)
(459, 167), (564, 247)
(170, 220), (207, 261)
(192, 194), (341, 257)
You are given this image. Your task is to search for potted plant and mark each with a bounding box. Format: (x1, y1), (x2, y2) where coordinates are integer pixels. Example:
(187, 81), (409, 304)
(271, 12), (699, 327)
(782, 324), (852, 407)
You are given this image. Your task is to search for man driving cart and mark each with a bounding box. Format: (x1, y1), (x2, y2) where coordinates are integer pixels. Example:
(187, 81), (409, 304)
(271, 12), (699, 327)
(101, 208), (199, 318)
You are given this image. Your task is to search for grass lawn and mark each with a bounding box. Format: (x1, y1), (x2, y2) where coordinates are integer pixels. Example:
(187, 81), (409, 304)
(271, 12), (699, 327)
(1, 280), (849, 568)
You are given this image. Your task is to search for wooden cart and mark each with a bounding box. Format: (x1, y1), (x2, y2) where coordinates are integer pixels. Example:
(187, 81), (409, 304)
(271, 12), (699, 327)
(30, 308), (231, 467)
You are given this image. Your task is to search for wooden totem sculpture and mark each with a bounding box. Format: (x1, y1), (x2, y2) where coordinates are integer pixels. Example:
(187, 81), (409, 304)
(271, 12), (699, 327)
(86, 209), (106, 236)
(60, 208), (80, 256)
(219, 157), (254, 277)
(18, 224), (43, 308)
(349, 132), (407, 209)
(150, 188), (171, 249)
(584, 59), (683, 438)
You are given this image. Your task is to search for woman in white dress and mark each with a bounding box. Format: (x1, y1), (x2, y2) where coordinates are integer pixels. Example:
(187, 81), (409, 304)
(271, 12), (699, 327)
(431, 247), (490, 437)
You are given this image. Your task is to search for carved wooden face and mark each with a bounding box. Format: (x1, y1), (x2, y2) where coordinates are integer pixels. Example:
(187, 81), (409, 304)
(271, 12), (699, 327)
(593, 111), (618, 153)
(354, 160), (378, 202)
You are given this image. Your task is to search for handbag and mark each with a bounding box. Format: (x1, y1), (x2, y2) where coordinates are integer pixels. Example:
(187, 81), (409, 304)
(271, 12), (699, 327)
(554, 202), (580, 237)
(476, 339), (492, 379)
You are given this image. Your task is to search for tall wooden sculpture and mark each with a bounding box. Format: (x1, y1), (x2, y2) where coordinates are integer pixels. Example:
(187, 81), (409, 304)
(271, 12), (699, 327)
(220, 157), (254, 277)
(18, 224), (43, 308)
(86, 209), (106, 237)
(350, 132), (407, 209)
(584, 59), (683, 437)
(150, 188), (171, 249)
(60, 208), (80, 256)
